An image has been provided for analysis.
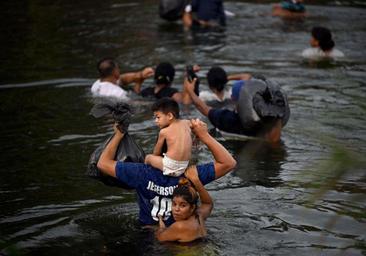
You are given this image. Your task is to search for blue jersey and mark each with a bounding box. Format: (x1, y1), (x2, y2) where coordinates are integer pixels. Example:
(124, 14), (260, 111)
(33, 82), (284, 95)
(115, 162), (215, 225)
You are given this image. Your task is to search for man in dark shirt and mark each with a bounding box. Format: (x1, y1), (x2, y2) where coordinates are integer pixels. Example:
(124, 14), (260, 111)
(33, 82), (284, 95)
(183, 0), (226, 28)
(97, 119), (236, 226)
(184, 76), (283, 143)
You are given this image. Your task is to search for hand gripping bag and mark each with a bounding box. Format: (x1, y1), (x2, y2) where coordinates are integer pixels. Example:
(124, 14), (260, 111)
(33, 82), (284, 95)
(86, 101), (145, 189)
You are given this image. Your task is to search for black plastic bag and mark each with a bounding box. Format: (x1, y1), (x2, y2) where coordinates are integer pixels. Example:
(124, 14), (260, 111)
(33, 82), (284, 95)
(90, 100), (132, 133)
(159, 0), (187, 21)
(252, 80), (290, 126)
(86, 100), (145, 188)
(87, 133), (145, 189)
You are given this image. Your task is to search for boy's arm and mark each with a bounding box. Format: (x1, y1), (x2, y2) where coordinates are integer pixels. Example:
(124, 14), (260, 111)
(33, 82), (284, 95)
(184, 78), (211, 117)
(191, 119), (236, 179)
(97, 126), (124, 178)
(120, 67), (154, 94)
(152, 130), (166, 156)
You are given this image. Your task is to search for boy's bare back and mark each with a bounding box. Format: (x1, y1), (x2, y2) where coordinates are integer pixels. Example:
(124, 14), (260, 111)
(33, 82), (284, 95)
(161, 119), (192, 161)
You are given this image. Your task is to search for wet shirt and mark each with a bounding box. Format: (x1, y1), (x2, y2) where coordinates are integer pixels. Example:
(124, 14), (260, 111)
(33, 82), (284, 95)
(208, 108), (257, 136)
(91, 80), (128, 99)
(301, 48), (345, 59)
(115, 162), (215, 226)
(140, 86), (178, 99)
(199, 88), (232, 102)
(191, 0), (226, 26)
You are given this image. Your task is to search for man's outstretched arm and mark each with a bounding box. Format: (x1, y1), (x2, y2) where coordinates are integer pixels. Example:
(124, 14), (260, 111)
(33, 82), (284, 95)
(120, 67), (154, 94)
(184, 78), (211, 117)
(190, 119), (236, 179)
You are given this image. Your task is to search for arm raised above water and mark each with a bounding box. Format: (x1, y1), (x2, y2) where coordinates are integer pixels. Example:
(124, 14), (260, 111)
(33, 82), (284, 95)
(185, 166), (213, 220)
(97, 125), (124, 178)
(184, 78), (211, 117)
(190, 119), (236, 179)
(120, 67), (154, 94)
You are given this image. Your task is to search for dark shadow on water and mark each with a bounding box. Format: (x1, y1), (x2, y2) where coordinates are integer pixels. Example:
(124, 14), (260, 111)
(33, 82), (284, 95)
(277, 17), (307, 33)
(157, 21), (227, 51)
(301, 58), (346, 69)
(68, 207), (216, 256)
(221, 137), (288, 188)
(188, 27), (227, 50)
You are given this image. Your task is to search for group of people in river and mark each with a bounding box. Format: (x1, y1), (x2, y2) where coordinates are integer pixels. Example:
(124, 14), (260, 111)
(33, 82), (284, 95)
(92, 59), (289, 142)
(90, 0), (344, 243)
(159, 0), (344, 59)
(91, 58), (288, 242)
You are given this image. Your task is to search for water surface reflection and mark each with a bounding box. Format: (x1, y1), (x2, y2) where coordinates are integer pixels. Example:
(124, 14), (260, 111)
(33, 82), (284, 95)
(1, 0), (365, 255)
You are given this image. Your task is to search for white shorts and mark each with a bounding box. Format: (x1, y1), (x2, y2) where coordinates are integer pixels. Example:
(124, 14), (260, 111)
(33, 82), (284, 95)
(162, 154), (189, 177)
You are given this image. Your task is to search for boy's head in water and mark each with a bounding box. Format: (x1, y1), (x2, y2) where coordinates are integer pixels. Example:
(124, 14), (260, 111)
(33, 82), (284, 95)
(151, 98), (180, 129)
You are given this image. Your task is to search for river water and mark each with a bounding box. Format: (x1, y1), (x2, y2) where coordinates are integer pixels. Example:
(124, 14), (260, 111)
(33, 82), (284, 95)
(0, 0), (365, 255)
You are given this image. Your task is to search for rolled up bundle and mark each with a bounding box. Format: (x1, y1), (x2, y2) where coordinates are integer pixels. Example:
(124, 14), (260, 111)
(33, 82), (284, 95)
(237, 78), (290, 132)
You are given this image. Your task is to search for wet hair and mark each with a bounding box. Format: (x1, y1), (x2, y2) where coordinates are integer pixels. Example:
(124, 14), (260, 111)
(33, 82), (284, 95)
(207, 66), (228, 92)
(311, 26), (335, 52)
(97, 58), (117, 78)
(154, 62), (175, 85)
(151, 97), (180, 119)
(172, 177), (198, 208)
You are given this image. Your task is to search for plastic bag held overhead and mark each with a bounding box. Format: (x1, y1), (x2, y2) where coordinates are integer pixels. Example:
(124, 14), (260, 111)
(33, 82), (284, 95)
(86, 101), (145, 189)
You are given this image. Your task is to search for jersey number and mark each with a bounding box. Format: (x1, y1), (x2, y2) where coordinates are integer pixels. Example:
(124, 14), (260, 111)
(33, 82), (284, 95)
(150, 196), (172, 221)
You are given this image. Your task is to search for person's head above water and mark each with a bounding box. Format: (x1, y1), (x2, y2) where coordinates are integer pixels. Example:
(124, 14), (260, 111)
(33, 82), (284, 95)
(97, 58), (120, 79)
(171, 177), (198, 221)
(154, 62), (175, 86)
(311, 26), (335, 52)
(151, 98), (180, 128)
(207, 66), (228, 93)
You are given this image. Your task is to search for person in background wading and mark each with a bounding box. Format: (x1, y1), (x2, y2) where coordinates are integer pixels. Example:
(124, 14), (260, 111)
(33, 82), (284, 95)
(91, 58), (154, 99)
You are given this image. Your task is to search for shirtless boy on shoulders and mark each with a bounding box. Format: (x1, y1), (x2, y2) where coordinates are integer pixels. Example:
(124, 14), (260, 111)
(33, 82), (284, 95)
(145, 98), (192, 177)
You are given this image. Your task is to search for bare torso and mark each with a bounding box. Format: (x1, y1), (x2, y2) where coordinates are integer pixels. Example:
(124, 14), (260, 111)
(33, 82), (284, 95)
(163, 119), (192, 161)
